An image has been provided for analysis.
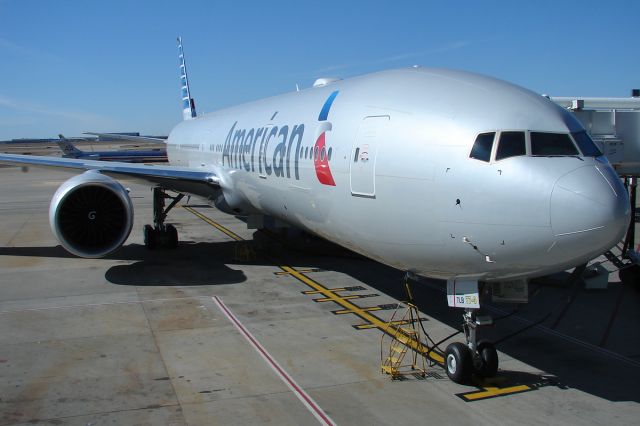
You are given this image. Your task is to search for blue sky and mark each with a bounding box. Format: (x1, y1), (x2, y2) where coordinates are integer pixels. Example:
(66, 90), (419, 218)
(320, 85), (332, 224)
(0, 0), (638, 140)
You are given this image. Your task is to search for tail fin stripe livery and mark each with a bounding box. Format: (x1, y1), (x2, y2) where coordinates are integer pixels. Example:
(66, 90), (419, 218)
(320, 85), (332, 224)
(57, 134), (83, 157)
(177, 36), (197, 120)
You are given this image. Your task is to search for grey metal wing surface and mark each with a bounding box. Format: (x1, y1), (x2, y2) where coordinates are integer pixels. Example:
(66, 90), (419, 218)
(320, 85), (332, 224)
(0, 153), (219, 198)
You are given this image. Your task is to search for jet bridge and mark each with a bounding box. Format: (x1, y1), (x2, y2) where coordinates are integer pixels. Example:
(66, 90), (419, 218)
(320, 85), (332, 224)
(552, 93), (640, 177)
(552, 93), (640, 271)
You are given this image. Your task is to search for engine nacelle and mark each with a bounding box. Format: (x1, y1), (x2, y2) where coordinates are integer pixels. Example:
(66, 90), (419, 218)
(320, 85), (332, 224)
(49, 171), (134, 258)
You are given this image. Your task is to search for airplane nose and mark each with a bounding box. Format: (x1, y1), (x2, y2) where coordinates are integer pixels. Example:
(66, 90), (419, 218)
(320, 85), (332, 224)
(550, 164), (630, 252)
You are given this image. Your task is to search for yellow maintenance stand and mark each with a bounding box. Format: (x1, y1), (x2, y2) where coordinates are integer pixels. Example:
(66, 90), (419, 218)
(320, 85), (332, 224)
(233, 241), (256, 262)
(380, 279), (428, 379)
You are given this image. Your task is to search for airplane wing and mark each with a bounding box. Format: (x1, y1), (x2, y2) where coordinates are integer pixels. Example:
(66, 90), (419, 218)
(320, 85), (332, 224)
(0, 153), (219, 197)
(84, 132), (167, 144)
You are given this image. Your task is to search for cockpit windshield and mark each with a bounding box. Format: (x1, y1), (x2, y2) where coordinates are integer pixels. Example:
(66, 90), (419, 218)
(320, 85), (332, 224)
(496, 131), (526, 160)
(470, 129), (603, 162)
(571, 131), (603, 157)
(531, 132), (579, 156)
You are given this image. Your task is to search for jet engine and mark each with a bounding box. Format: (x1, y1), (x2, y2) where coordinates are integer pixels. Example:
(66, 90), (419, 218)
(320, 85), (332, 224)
(49, 171), (134, 258)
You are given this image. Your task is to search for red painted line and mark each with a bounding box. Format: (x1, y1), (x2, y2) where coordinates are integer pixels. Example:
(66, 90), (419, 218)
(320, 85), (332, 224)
(212, 296), (336, 426)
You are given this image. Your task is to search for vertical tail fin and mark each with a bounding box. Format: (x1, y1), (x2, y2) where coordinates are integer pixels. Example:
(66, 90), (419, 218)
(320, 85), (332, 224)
(57, 134), (83, 157)
(177, 37), (197, 121)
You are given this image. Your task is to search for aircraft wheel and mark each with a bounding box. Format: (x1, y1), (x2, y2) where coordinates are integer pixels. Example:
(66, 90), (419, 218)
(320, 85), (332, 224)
(166, 224), (178, 249)
(144, 224), (156, 249)
(476, 341), (498, 377)
(444, 342), (472, 384)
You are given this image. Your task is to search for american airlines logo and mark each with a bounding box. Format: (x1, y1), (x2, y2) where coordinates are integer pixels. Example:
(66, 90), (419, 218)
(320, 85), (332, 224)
(314, 91), (338, 186)
(221, 91), (339, 186)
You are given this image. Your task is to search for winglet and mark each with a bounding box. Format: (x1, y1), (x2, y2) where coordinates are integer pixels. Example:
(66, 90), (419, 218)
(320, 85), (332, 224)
(178, 37), (197, 121)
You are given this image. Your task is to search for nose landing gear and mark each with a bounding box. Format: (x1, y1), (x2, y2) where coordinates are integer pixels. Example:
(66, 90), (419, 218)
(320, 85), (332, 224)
(444, 308), (498, 384)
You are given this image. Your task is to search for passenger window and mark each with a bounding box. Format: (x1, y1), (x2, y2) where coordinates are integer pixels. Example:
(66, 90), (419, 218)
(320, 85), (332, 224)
(496, 132), (526, 160)
(531, 132), (579, 156)
(571, 131), (602, 157)
(469, 132), (495, 162)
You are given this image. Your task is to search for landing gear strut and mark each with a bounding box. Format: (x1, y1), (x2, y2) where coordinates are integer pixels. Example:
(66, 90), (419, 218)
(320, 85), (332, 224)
(144, 187), (184, 249)
(444, 307), (497, 384)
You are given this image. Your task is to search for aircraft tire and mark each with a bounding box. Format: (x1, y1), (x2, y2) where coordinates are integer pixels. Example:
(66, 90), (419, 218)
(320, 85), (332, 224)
(476, 341), (498, 377)
(444, 342), (472, 384)
(167, 224), (178, 249)
(144, 224), (156, 250)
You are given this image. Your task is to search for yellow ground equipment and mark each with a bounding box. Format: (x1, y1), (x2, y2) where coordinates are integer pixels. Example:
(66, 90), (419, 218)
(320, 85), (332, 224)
(233, 241), (256, 262)
(380, 281), (428, 379)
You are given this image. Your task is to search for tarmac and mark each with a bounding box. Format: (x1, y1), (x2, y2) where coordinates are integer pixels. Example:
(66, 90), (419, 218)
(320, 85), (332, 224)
(0, 149), (639, 425)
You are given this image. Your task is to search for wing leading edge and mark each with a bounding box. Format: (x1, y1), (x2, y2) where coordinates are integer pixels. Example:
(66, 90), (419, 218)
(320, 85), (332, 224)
(83, 132), (167, 144)
(0, 153), (219, 198)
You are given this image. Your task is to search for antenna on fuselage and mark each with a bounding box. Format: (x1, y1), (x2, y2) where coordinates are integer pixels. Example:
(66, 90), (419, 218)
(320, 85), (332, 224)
(177, 36), (197, 120)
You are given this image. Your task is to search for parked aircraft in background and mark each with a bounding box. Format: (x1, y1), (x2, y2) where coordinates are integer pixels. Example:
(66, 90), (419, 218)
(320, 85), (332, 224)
(0, 38), (630, 384)
(57, 134), (167, 163)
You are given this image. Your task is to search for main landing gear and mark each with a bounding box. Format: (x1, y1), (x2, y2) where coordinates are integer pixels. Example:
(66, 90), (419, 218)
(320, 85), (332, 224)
(144, 187), (184, 249)
(444, 307), (498, 384)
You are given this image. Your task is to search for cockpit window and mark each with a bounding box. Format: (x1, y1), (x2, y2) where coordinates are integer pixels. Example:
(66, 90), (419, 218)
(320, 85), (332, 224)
(469, 132), (495, 162)
(495, 131), (526, 161)
(531, 132), (579, 156)
(571, 131), (603, 157)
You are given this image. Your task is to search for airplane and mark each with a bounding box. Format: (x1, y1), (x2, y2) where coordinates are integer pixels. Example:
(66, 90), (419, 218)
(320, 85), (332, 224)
(57, 134), (168, 163)
(0, 37), (631, 384)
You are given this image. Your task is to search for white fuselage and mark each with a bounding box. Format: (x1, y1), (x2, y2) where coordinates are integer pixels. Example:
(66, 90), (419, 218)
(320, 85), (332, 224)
(166, 68), (630, 281)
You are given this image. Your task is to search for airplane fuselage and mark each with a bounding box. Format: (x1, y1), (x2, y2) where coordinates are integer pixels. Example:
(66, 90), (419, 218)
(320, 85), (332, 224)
(166, 68), (630, 281)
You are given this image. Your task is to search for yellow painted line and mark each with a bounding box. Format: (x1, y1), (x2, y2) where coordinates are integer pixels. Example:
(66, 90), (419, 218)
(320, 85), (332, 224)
(354, 320), (417, 330)
(186, 206), (533, 400)
(459, 385), (532, 401)
(334, 307), (382, 315)
(275, 269), (319, 275)
(303, 288), (346, 294)
(183, 206), (244, 241)
(314, 295), (362, 303)
(280, 266), (444, 365)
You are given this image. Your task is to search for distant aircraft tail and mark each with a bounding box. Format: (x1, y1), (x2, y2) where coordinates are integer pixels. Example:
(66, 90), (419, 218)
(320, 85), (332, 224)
(177, 37), (197, 121)
(57, 134), (83, 157)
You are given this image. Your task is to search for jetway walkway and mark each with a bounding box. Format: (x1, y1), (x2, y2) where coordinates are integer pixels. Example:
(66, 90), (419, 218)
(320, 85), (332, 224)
(551, 94), (640, 177)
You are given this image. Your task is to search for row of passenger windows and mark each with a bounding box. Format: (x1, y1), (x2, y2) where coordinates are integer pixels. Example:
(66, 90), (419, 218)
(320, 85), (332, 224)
(469, 130), (602, 162)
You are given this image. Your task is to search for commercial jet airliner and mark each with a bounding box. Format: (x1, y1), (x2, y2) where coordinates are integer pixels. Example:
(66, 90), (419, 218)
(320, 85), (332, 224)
(0, 38), (630, 384)
(57, 134), (167, 162)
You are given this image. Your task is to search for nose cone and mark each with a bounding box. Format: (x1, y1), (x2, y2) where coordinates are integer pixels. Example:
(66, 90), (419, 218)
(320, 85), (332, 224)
(550, 164), (629, 255)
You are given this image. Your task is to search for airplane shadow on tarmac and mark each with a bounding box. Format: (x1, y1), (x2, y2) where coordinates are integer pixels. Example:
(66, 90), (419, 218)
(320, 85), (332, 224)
(0, 241), (247, 286)
(302, 253), (640, 404)
(1, 238), (638, 402)
(104, 242), (247, 286)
